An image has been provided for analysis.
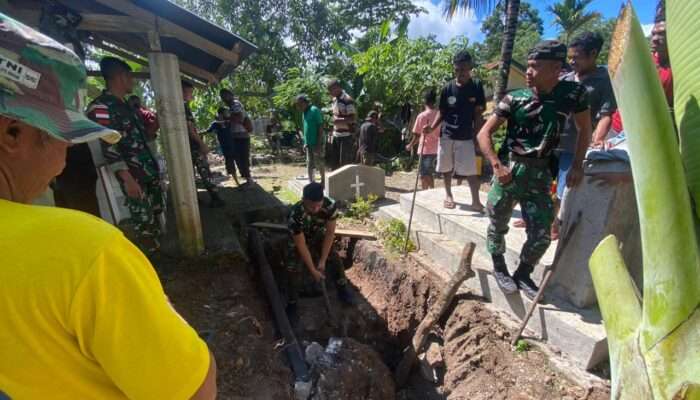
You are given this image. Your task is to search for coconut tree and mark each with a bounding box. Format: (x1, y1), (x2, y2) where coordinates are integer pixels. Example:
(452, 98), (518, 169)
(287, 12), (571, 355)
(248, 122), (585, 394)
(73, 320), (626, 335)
(547, 0), (601, 44)
(445, 0), (520, 101)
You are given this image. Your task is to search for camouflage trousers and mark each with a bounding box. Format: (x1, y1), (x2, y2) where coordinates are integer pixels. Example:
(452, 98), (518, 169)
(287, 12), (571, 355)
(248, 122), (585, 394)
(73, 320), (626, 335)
(191, 149), (218, 193)
(486, 162), (554, 266)
(121, 179), (164, 252)
(285, 233), (347, 304)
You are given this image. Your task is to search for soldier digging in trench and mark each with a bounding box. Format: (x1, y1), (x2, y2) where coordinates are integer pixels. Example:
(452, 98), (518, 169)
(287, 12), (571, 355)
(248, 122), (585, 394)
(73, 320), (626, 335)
(285, 182), (354, 324)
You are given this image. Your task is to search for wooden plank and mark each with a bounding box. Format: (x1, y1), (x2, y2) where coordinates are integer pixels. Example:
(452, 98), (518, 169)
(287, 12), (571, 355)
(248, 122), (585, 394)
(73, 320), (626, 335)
(335, 229), (377, 241)
(89, 33), (218, 83)
(249, 222), (376, 240)
(91, 0), (241, 66)
(79, 13), (153, 33)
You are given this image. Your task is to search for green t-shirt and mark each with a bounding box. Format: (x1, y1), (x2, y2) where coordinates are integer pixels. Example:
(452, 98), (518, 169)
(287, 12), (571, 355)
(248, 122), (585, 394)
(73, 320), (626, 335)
(494, 80), (589, 159)
(303, 105), (324, 147)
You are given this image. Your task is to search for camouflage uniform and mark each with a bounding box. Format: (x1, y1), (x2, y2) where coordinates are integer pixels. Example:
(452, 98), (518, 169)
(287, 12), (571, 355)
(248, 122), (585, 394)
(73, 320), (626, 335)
(487, 82), (589, 265)
(184, 102), (218, 194)
(87, 91), (163, 251)
(286, 197), (346, 304)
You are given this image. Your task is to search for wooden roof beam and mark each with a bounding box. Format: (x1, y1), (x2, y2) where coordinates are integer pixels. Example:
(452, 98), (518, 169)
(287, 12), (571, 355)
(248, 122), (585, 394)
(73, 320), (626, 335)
(91, 0), (241, 66)
(88, 34), (217, 84)
(79, 13), (158, 33)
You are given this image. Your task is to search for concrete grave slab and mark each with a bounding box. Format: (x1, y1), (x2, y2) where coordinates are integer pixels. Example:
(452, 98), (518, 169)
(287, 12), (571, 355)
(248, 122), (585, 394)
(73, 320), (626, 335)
(550, 160), (642, 308)
(326, 164), (385, 202)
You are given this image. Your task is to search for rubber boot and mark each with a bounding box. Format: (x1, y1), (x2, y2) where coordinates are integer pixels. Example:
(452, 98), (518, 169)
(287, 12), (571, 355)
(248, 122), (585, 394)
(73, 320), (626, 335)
(492, 254), (517, 294)
(513, 261), (540, 301)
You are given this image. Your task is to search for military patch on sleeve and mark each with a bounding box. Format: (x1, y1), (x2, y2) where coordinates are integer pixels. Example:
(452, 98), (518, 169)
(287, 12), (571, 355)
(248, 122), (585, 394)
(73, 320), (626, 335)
(87, 103), (111, 126)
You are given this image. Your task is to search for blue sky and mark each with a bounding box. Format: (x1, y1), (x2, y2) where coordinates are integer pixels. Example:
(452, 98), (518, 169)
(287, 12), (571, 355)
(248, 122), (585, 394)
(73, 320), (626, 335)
(407, 0), (658, 44)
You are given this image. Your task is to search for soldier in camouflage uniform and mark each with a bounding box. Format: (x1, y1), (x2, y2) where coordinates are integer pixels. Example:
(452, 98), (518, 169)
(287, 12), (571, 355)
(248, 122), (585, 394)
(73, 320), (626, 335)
(87, 57), (163, 253)
(285, 182), (353, 321)
(476, 41), (592, 299)
(182, 81), (224, 208)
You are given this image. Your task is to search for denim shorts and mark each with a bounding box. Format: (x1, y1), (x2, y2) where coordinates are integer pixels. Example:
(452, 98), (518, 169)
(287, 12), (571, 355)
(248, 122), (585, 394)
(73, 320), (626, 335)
(419, 154), (437, 177)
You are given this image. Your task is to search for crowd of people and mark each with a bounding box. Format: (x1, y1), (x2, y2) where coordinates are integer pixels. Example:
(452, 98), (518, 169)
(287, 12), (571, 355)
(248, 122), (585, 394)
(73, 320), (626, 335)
(0, 0), (674, 396)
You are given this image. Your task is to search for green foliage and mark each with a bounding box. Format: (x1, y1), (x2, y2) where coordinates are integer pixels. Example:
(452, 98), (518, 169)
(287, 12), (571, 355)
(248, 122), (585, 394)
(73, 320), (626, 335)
(477, 1), (544, 66)
(377, 219), (415, 253)
(547, 0), (601, 44)
(514, 339), (530, 353)
(345, 194), (378, 221)
(352, 35), (468, 117)
(272, 68), (329, 130)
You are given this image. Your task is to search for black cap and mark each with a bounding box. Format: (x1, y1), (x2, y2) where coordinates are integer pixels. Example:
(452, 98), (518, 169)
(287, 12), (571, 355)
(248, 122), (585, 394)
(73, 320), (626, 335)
(302, 182), (324, 202)
(528, 40), (568, 62)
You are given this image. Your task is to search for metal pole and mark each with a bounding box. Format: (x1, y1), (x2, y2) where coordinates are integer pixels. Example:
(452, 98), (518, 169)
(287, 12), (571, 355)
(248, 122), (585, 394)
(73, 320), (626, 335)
(403, 133), (428, 254)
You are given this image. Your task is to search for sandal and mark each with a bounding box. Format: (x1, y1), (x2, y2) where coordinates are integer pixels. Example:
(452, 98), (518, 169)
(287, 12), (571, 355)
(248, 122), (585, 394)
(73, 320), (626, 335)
(443, 198), (456, 209)
(513, 219), (527, 228)
(467, 204), (485, 213)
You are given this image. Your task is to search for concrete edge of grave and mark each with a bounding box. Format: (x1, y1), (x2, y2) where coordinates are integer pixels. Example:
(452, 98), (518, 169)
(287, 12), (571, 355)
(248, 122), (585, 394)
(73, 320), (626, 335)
(373, 204), (609, 378)
(397, 186), (556, 273)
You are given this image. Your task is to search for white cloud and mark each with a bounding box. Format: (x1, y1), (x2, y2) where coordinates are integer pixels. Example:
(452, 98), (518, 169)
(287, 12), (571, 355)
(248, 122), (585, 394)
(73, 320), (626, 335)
(642, 23), (654, 37)
(408, 0), (483, 44)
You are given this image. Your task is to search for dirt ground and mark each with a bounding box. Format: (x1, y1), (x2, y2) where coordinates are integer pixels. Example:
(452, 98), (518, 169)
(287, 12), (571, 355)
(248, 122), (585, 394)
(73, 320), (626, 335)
(158, 241), (610, 400)
(155, 148), (610, 399)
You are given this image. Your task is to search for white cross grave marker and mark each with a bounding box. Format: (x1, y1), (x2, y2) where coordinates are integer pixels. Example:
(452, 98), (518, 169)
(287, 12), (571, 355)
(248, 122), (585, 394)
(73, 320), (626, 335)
(350, 173), (365, 199)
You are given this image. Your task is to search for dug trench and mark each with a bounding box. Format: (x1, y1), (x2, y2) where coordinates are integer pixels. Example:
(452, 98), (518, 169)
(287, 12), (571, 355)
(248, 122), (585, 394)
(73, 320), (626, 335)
(159, 238), (611, 400)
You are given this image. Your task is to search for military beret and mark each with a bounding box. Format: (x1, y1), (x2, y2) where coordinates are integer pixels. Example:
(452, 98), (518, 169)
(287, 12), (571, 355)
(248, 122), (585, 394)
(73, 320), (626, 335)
(528, 40), (568, 62)
(303, 182), (324, 202)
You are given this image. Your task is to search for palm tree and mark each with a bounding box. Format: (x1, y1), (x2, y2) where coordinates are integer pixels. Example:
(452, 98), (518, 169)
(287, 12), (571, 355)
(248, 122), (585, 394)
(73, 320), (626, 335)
(547, 0), (601, 44)
(445, 0), (520, 101)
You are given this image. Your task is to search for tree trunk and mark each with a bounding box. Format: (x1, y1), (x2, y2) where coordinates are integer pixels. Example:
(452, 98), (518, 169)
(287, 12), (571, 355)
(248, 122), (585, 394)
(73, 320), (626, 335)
(495, 0), (521, 101)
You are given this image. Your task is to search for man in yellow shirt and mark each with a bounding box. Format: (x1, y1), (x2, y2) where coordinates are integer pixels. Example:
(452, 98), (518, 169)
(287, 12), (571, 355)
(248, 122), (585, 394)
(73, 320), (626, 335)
(0, 13), (216, 400)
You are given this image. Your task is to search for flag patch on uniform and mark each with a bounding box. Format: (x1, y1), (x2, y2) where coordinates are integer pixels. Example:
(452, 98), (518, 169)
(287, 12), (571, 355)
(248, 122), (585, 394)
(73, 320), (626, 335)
(88, 104), (111, 126)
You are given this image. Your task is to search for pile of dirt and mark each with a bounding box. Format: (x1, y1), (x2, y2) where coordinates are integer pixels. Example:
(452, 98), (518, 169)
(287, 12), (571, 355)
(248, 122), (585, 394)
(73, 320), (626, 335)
(157, 235), (610, 400)
(346, 241), (610, 400)
(159, 258), (294, 400)
(442, 301), (609, 400)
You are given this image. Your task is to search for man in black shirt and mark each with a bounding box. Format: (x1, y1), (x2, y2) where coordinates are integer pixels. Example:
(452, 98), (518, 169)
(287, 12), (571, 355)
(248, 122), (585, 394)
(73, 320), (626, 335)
(425, 50), (486, 211)
(358, 111), (379, 166)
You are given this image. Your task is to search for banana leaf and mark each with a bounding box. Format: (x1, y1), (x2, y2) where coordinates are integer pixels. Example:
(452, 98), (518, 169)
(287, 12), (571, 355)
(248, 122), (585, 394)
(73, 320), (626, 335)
(668, 0), (700, 222)
(589, 3), (700, 399)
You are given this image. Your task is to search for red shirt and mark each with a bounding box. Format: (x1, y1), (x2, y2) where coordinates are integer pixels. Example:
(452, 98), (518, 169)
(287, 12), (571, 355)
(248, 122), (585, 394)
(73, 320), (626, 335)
(612, 52), (672, 133)
(136, 106), (159, 138)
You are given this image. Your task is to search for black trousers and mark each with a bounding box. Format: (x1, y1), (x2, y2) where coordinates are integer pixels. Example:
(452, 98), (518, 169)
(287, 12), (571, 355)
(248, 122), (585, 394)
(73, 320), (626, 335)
(231, 137), (251, 179)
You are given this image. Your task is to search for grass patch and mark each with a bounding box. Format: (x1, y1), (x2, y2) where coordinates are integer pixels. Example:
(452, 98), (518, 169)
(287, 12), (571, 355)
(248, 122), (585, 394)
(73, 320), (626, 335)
(514, 339), (530, 353)
(344, 194), (378, 221)
(376, 218), (415, 253)
(276, 188), (300, 205)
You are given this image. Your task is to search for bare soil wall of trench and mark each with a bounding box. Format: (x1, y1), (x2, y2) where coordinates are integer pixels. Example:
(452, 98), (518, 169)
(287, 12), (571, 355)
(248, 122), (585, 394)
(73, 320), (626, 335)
(160, 238), (610, 400)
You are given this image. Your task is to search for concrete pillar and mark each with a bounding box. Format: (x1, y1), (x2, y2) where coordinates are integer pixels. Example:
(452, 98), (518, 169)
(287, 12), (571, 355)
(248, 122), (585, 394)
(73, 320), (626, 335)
(148, 52), (204, 256)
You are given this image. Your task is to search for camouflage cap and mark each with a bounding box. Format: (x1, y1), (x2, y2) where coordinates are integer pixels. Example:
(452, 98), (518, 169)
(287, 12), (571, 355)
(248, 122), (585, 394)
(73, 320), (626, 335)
(527, 40), (568, 62)
(0, 13), (120, 144)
